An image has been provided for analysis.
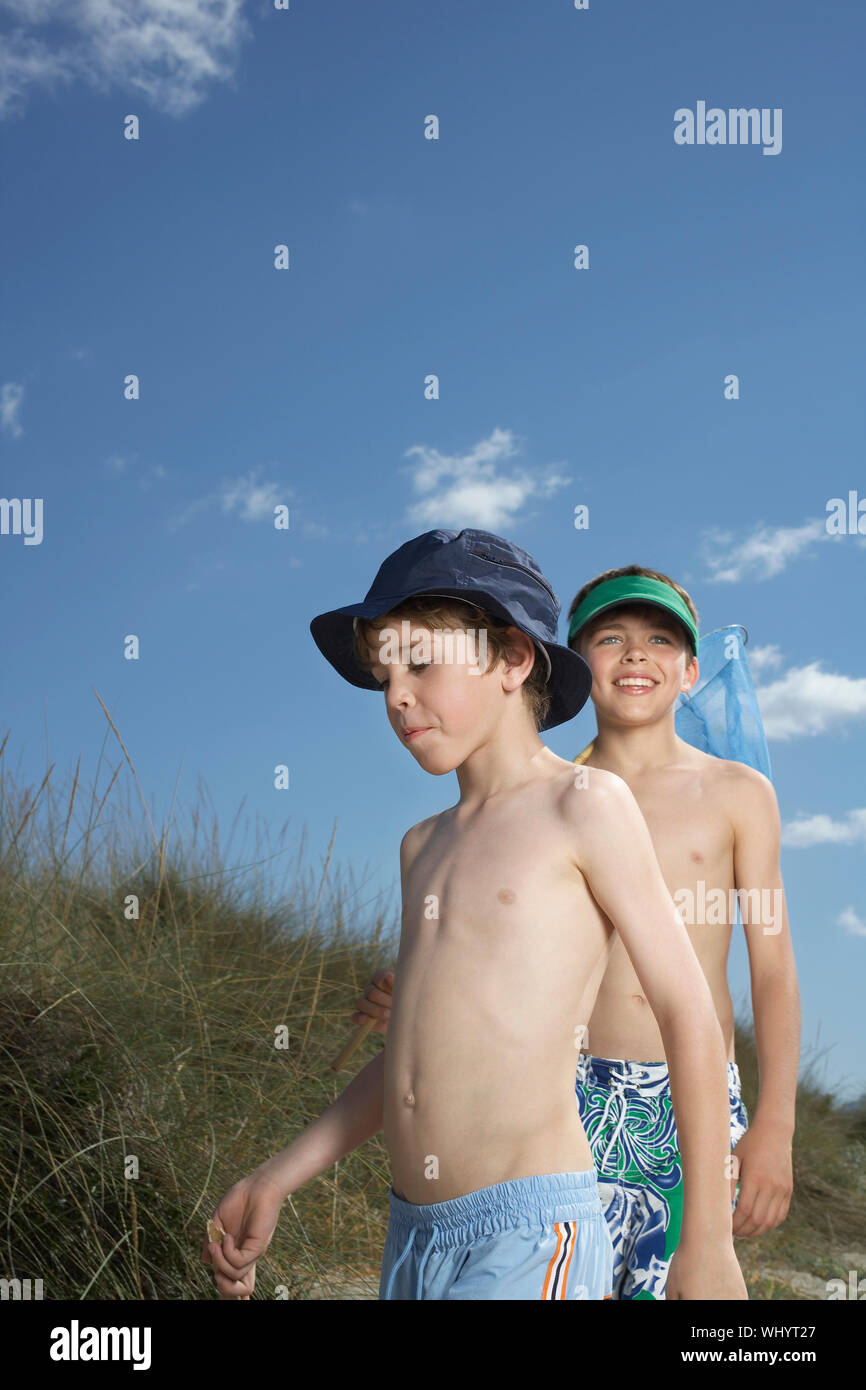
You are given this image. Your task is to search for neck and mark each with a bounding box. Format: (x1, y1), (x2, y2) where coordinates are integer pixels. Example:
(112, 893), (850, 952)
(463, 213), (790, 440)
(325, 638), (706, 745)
(589, 711), (685, 775)
(454, 718), (560, 809)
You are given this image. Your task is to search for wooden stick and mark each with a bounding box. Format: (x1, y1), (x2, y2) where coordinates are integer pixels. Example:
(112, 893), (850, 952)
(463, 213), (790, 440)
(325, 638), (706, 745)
(329, 1016), (377, 1070)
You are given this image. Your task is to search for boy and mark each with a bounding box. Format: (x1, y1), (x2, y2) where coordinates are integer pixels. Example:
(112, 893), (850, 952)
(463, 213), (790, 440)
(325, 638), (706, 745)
(203, 531), (746, 1300)
(354, 563), (799, 1300)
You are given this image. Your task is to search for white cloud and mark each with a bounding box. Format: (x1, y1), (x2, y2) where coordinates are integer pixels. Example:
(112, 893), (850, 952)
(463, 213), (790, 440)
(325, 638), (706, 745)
(1, 382), (24, 436)
(837, 907), (866, 938)
(402, 427), (570, 530)
(219, 471), (283, 522)
(702, 519), (830, 583)
(0, 0), (252, 120)
(747, 643), (784, 676)
(170, 468), (288, 529)
(782, 809), (866, 848)
(757, 662), (866, 740)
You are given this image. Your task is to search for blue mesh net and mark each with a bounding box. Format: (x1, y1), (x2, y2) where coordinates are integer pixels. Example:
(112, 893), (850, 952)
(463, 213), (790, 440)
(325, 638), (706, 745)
(674, 624), (772, 780)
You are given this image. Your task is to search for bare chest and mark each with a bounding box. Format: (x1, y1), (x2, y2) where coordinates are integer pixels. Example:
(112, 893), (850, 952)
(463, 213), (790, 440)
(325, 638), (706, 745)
(400, 800), (588, 961)
(631, 785), (735, 895)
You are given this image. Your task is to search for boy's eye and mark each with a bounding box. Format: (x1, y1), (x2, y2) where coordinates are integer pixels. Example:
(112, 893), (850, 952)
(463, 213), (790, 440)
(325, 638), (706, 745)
(597, 633), (671, 644)
(375, 662), (430, 689)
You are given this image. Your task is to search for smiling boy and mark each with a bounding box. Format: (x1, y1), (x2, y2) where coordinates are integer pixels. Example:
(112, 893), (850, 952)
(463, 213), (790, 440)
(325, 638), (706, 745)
(204, 532), (746, 1301)
(354, 563), (800, 1300)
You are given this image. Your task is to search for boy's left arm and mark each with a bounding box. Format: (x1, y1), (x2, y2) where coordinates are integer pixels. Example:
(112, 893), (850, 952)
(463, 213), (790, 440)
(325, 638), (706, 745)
(729, 765), (801, 1237)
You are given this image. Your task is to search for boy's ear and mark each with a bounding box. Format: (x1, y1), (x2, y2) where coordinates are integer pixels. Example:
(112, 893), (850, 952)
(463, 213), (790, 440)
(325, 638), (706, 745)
(681, 655), (700, 694)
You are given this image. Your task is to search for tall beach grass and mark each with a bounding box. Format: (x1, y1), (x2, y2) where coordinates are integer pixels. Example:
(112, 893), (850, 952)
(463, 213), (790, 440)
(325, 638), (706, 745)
(1, 726), (864, 1300)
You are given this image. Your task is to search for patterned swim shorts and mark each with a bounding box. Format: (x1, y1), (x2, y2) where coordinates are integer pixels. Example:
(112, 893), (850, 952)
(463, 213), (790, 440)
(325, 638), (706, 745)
(576, 1053), (748, 1301)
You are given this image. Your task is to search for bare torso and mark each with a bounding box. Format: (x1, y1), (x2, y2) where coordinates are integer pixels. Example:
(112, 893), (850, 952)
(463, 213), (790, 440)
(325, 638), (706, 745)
(384, 760), (614, 1203)
(586, 747), (739, 1063)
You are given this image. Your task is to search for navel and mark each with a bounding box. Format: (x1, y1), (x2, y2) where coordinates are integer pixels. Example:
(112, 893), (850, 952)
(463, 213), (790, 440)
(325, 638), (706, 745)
(497, 888), (517, 904)
(403, 1091), (416, 1108)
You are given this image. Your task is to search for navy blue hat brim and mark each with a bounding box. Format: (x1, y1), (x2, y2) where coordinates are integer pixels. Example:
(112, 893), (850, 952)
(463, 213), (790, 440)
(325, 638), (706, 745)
(310, 586), (592, 732)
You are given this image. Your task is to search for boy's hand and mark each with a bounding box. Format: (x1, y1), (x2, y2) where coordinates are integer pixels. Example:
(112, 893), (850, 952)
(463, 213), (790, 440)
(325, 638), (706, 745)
(351, 968), (393, 1034)
(201, 1173), (285, 1300)
(665, 1242), (747, 1300)
(730, 1122), (794, 1237)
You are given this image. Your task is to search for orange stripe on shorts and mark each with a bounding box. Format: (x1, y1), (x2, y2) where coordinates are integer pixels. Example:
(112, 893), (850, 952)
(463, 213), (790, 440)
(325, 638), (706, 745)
(542, 1223), (564, 1299)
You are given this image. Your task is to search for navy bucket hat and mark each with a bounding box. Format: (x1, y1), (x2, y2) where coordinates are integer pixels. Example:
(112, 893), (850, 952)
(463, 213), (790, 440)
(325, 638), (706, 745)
(309, 528), (592, 732)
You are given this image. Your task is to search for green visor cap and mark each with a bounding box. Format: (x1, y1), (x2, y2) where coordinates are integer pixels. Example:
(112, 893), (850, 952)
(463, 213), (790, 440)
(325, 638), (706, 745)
(567, 575), (699, 655)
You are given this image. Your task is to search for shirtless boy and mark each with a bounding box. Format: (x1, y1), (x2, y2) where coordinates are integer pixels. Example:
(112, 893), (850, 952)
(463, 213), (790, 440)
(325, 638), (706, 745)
(203, 531), (747, 1301)
(353, 564), (800, 1300)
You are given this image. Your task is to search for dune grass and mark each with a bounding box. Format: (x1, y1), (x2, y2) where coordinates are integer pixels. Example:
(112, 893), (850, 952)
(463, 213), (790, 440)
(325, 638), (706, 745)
(1, 731), (864, 1300)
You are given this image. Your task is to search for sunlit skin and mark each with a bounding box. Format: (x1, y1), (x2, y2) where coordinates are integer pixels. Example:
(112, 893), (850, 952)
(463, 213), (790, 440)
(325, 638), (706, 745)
(352, 615), (741, 1295)
(576, 607), (798, 1238)
(355, 603), (800, 1241)
(203, 609), (747, 1298)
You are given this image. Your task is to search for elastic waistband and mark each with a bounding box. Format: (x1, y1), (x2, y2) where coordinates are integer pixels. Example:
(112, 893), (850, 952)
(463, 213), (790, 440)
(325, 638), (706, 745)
(387, 1169), (602, 1248)
(578, 1053), (741, 1091)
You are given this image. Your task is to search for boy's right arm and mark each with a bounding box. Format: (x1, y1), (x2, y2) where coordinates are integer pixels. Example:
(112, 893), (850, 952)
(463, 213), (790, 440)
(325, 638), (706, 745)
(203, 1048), (385, 1297)
(255, 1046), (386, 1196)
(204, 824), (422, 1297)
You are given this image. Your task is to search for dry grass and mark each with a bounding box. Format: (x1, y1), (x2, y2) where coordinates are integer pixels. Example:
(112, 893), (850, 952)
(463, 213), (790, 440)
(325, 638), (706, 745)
(1, 727), (863, 1300)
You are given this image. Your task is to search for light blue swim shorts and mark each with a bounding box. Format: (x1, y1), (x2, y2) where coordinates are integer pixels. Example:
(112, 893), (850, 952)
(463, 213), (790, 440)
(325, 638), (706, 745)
(379, 1168), (614, 1301)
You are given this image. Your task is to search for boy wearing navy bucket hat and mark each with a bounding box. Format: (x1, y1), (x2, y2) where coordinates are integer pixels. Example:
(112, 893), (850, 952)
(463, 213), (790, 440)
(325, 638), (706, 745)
(203, 530), (746, 1301)
(357, 560), (800, 1301)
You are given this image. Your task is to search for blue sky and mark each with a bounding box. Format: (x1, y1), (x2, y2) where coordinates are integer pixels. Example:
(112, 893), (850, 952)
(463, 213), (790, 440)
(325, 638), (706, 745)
(1, 0), (864, 1098)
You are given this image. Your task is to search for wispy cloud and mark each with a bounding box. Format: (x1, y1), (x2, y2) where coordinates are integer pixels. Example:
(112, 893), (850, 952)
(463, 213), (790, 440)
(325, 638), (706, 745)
(702, 519), (830, 583)
(0, 0), (252, 121)
(169, 468), (288, 529)
(402, 427), (570, 531)
(757, 662), (866, 740)
(747, 643), (784, 677)
(1, 382), (24, 436)
(782, 808), (866, 848)
(837, 907), (866, 938)
(219, 471), (283, 522)
(104, 455), (168, 488)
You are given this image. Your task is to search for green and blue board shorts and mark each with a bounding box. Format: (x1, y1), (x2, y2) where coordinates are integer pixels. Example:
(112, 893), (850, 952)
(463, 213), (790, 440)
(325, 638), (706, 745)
(379, 1168), (614, 1300)
(575, 1053), (749, 1300)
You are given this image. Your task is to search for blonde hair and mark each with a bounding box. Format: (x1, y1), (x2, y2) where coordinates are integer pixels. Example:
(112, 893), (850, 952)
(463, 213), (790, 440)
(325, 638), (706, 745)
(353, 595), (551, 732)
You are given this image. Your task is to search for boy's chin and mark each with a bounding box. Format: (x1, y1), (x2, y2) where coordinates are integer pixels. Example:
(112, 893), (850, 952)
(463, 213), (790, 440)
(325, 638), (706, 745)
(402, 736), (463, 776)
(604, 693), (677, 722)
(408, 747), (459, 776)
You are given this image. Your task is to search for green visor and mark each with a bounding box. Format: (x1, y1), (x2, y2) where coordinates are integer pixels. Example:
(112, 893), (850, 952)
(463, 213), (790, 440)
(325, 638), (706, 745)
(567, 575), (699, 655)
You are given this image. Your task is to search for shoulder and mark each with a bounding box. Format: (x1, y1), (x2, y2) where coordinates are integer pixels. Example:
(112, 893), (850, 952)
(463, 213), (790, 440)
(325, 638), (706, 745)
(399, 813), (441, 869)
(705, 755), (776, 802)
(554, 763), (639, 830)
(701, 756), (780, 830)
